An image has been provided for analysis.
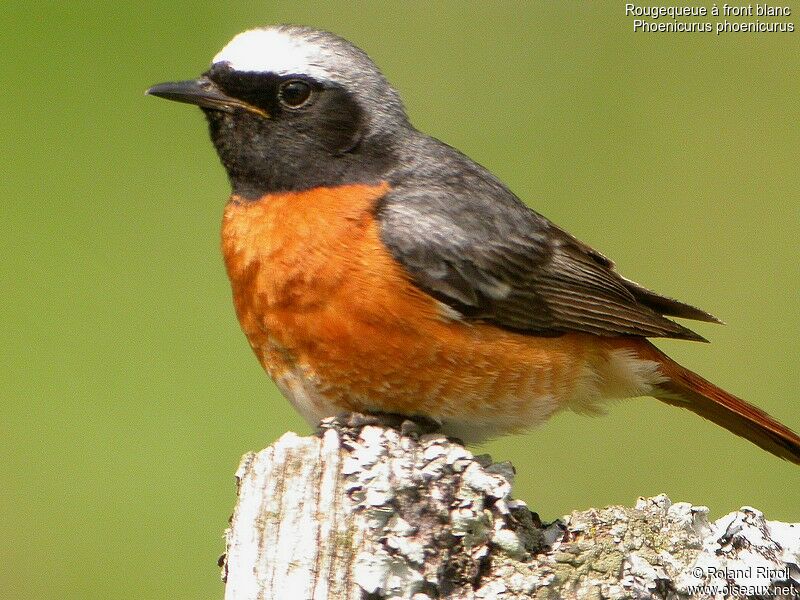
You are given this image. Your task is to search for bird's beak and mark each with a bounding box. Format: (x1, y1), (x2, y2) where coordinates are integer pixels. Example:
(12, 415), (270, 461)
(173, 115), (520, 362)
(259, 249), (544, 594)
(146, 77), (269, 118)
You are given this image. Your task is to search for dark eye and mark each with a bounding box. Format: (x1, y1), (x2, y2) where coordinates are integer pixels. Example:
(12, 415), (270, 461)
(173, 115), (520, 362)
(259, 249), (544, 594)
(278, 80), (312, 108)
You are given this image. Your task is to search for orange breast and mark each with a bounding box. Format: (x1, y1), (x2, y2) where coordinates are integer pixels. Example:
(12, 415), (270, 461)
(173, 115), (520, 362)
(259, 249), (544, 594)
(221, 183), (616, 434)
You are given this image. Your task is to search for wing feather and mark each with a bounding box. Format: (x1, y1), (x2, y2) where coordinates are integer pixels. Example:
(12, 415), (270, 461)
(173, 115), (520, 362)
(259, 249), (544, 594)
(378, 139), (719, 341)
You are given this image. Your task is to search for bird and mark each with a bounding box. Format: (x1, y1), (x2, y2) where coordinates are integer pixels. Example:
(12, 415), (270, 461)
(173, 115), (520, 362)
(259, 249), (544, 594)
(147, 25), (799, 463)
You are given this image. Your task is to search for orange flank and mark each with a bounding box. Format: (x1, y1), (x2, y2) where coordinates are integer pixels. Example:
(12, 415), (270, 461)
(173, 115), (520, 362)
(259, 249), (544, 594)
(221, 183), (653, 440)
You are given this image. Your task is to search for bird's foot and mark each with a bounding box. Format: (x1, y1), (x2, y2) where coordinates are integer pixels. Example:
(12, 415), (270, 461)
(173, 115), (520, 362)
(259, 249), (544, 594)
(317, 411), (441, 440)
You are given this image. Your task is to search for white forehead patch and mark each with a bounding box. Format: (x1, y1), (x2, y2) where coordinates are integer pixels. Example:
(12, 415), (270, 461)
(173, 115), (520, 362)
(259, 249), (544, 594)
(212, 28), (330, 80)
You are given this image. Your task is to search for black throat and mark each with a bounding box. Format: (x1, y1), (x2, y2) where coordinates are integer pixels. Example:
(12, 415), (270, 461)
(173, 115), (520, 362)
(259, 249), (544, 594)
(201, 68), (404, 199)
(204, 108), (400, 199)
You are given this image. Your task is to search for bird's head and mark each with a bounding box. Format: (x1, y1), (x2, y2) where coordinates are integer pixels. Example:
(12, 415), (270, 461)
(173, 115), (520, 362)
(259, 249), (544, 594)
(148, 25), (408, 198)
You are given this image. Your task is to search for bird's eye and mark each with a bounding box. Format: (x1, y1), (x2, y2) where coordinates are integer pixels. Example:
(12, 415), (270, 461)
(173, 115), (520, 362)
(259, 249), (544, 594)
(278, 80), (312, 108)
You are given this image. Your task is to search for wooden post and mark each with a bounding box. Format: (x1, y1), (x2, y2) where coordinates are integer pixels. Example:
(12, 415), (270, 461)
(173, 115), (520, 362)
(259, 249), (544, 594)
(221, 416), (800, 599)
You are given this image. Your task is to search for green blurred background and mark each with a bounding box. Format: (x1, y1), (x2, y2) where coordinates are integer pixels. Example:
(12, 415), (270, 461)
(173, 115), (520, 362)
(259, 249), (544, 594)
(3, 2), (798, 598)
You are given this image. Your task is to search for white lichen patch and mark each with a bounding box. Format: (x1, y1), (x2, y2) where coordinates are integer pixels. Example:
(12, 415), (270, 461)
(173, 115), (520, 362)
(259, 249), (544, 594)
(322, 419), (536, 598)
(676, 506), (800, 598)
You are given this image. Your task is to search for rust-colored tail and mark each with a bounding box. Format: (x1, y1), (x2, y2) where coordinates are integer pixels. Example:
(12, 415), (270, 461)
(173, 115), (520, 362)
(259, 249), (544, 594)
(644, 344), (800, 465)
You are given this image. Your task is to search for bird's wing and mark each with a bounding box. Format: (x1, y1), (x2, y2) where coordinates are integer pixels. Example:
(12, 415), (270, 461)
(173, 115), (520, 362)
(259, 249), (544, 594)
(376, 184), (720, 342)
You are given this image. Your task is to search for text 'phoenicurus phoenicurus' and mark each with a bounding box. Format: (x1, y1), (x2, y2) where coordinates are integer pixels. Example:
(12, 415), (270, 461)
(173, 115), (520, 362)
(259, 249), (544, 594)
(148, 26), (799, 463)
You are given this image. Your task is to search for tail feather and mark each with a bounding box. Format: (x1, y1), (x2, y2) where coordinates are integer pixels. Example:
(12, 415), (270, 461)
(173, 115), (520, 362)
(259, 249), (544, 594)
(648, 347), (800, 465)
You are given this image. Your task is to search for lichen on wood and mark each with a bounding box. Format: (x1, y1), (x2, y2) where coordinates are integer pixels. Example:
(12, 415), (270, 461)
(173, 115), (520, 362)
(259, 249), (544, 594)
(221, 415), (800, 599)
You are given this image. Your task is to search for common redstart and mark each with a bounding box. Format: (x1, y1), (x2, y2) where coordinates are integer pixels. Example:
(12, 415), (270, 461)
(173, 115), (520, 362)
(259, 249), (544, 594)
(148, 25), (799, 463)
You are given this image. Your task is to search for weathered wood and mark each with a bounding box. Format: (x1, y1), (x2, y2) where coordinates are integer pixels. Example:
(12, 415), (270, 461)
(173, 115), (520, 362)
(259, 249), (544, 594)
(221, 416), (800, 599)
